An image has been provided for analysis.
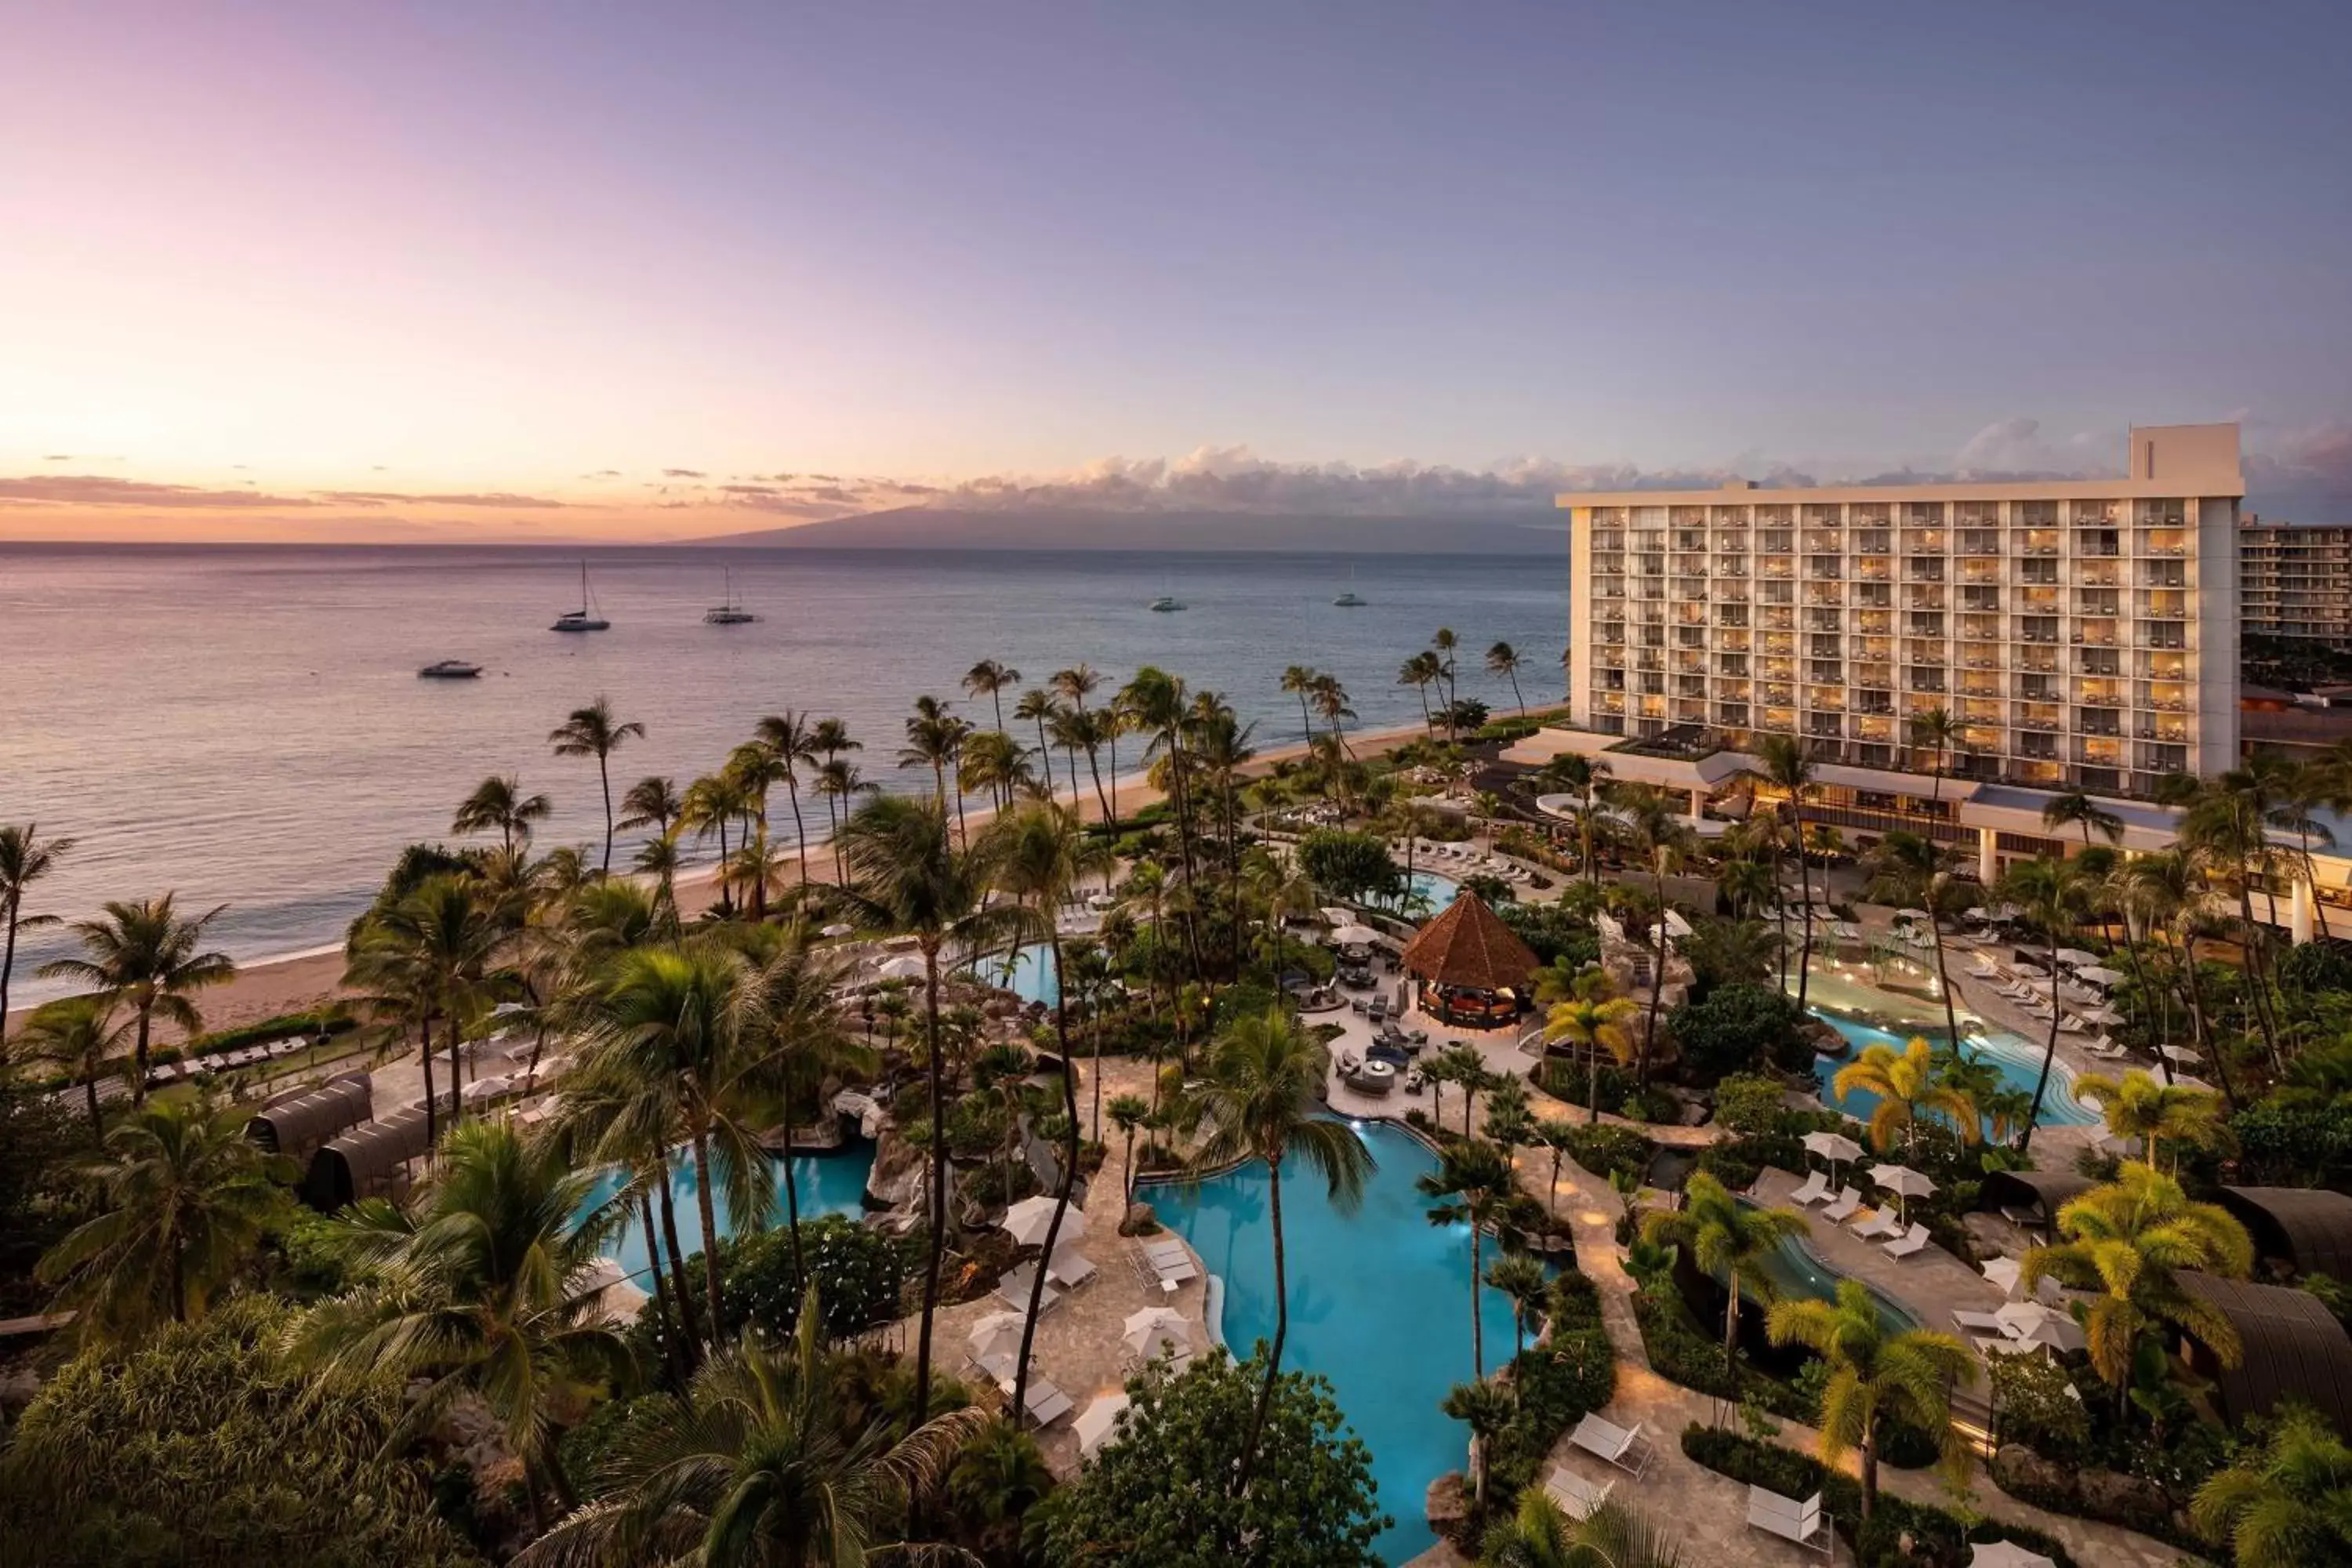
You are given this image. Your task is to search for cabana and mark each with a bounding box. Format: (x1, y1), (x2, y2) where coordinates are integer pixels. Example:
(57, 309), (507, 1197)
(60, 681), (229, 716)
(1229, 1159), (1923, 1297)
(245, 1073), (372, 1162)
(300, 1105), (434, 1212)
(2218, 1185), (2352, 1281)
(1976, 1169), (2097, 1238)
(2176, 1272), (2352, 1435)
(1398, 892), (1539, 1029)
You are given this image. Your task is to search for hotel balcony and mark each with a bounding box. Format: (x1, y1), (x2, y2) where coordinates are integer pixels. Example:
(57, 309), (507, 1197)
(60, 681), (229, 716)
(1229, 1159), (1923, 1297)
(1715, 703), (1751, 728)
(1959, 616), (2002, 641)
(1853, 694), (1895, 718)
(1759, 560), (1795, 579)
(2136, 717), (2191, 743)
(1803, 529), (1842, 554)
(2075, 736), (2128, 768)
(1960, 564), (2003, 587)
(1853, 662), (1896, 689)
(2012, 704), (2064, 732)
(1593, 693), (1626, 715)
(1901, 529), (1948, 554)
(2014, 648), (2058, 675)
(1906, 613), (1947, 637)
(2075, 532), (2122, 558)
(2141, 532), (2188, 557)
(2139, 621), (2189, 652)
(1904, 557), (1948, 583)
(2141, 561), (2187, 589)
(1804, 586), (1846, 608)
(1850, 715), (1896, 743)
(1904, 642), (1948, 668)
(2074, 502), (2122, 526)
(1760, 606), (1796, 630)
(2075, 591), (2122, 616)
(1806, 687), (1847, 713)
(1853, 562), (1892, 583)
(1761, 659), (1797, 682)
(1715, 558), (1749, 578)
(1853, 612), (1893, 637)
(1958, 531), (2002, 557)
(1854, 584), (1893, 608)
(2014, 621), (2060, 644)
(1716, 677), (1752, 699)
(1762, 686), (1797, 709)
(1961, 648), (2004, 672)
(1760, 532), (1795, 554)
(2140, 590), (2189, 618)
(1904, 586), (1948, 611)
(2077, 647), (2122, 676)
(2140, 681), (2188, 711)
(2071, 621), (2121, 648)
(2134, 503), (2189, 527)
(1718, 585), (1751, 604)
(1853, 531), (1893, 555)
(2020, 532), (2061, 556)
(1762, 705), (1798, 731)
(1958, 671), (2002, 698)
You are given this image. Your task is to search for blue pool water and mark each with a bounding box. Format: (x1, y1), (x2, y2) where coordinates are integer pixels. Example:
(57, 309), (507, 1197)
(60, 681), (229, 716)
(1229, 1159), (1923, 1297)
(1738, 1201), (1921, 1334)
(1812, 1013), (2100, 1130)
(1372, 869), (1462, 917)
(1152, 1120), (1522, 1565)
(971, 943), (1058, 1006)
(574, 1140), (877, 1287)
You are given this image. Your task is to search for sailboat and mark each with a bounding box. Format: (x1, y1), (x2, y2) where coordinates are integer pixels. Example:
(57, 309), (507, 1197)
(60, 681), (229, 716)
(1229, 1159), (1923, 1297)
(1148, 572), (1187, 612)
(703, 568), (757, 624)
(1334, 564), (1367, 607)
(550, 561), (611, 632)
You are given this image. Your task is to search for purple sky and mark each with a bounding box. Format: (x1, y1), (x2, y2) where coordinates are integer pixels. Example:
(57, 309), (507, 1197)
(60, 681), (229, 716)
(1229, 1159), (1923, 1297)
(4, 0), (2350, 539)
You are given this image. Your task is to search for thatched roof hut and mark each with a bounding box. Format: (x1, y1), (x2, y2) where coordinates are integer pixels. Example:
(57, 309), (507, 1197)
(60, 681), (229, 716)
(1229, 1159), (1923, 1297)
(1398, 893), (1539, 993)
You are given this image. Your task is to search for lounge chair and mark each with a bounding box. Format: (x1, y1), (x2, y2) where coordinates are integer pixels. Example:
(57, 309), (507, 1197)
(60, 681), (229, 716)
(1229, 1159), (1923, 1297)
(1568, 1414), (1653, 1477)
(1819, 1186), (1864, 1222)
(1011, 1377), (1075, 1428)
(1952, 1309), (2009, 1335)
(1884, 1223), (1932, 1259)
(1048, 1250), (1097, 1289)
(1746, 1486), (1831, 1556)
(996, 1266), (1062, 1315)
(1544, 1465), (1614, 1519)
(1849, 1209), (1904, 1242)
(1788, 1170), (1831, 1206)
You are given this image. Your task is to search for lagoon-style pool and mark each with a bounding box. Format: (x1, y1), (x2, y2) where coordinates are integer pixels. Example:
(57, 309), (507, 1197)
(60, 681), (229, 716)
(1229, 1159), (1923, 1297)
(1811, 1012), (2100, 1130)
(972, 943), (1058, 1006)
(1369, 869), (1462, 918)
(574, 1140), (877, 1288)
(1152, 1120), (1521, 1565)
(1737, 1200), (1921, 1335)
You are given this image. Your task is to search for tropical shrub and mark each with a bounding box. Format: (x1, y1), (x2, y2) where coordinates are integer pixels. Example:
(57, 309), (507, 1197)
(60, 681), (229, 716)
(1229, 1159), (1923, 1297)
(1295, 829), (1401, 905)
(1669, 982), (1810, 1080)
(1495, 902), (1600, 969)
(1560, 1123), (1650, 1186)
(1033, 1348), (1387, 1566)
(722, 1216), (909, 1341)
(1712, 1073), (1788, 1136)
(1987, 1351), (2090, 1464)
(0, 1297), (479, 1566)
(1482, 1272), (1617, 1508)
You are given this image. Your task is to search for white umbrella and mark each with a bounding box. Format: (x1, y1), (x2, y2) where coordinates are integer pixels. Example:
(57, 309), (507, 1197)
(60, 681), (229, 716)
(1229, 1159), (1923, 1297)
(1981, 1257), (2024, 1298)
(967, 1310), (1028, 1363)
(1002, 1196), (1086, 1250)
(2072, 966), (2125, 988)
(1868, 1163), (1935, 1222)
(1121, 1305), (1193, 1360)
(2019, 1312), (2087, 1355)
(1330, 924), (1381, 947)
(820, 922), (855, 938)
(463, 1074), (512, 1105)
(2160, 1043), (2203, 1063)
(1074, 1392), (1132, 1460)
(2054, 948), (2099, 967)
(1994, 1300), (2061, 1340)
(1802, 1130), (1864, 1184)
(877, 954), (926, 981)
(1969, 1542), (2057, 1568)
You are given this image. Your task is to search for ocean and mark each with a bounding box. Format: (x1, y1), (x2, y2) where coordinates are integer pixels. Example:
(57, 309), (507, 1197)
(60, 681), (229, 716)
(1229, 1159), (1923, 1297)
(2, 544), (1564, 1001)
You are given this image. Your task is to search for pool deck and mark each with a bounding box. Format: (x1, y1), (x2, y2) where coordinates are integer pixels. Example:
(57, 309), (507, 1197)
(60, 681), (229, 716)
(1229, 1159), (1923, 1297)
(1749, 1165), (2005, 1340)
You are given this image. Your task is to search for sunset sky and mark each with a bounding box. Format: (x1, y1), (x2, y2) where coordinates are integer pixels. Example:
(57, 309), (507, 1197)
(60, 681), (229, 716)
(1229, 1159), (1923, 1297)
(5, 2), (2350, 543)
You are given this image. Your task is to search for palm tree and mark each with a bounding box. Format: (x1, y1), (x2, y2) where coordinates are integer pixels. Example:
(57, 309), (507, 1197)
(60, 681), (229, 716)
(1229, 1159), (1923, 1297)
(2191, 1403), (2352, 1568)
(2125, 847), (2238, 1102)
(290, 1120), (633, 1527)
(1532, 1117), (1580, 1217)
(1432, 627), (1461, 732)
(618, 774), (683, 840)
(1282, 663), (1324, 745)
(2273, 760), (2339, 943)
(38, 892), (234, 1105)
(1433, 1042), (1496, 1137)
(514, 1290), (987, 1566)
(1121, 668), (1207, 975)
(1012, 688), (1061, 798)
(1613, 783), (1693, 1087)
(2041, 789), (2125, 851)
(681, 770), (750, 913)
(16, 993), (130, 1140)
(2021, 1161), (2254, 1399)
(2071, 1069), (2227, 1168)
(36, 1094), (294, 1344)
(1486, 641), (1528, 714)
(1766, 1279), (1975, 1519)
(1862, 829), (1965, 1051)
(832, 794), (1024, 1423)
(963, 657), (1020, 733)
(1419, 1138), (1522, 1378)
(724, 924), (862, 1283)
(898, 695), (969, 836)
(748, 710), (820, 890)
(1905, 705), (1967, 808)
(1440, 1374), (1515, 1508)
(1487, 1252), (1551, 1361)
(1481, 1494), (1687, 1568)
(982, 800), (1112, 1420)
(1398, 652), (1440, 735)
(1755, 734), (1820, 1012)
(548, 695), (646, 873)
(1642, 1171), (1809, 1362)
(2186, 766), (2291, 1068)
(1833, 1036), (1980, 1156)
(1546, 753), (1610, 886)
(813, 759), (873, 887)
(0, 822), (77, 1038)
(1998, 855), (2094, 1152)
(1107, 1093), (1150, 1201)
(346, 873), (500, 1138)
(1542, 968), (1639, 1125)
(452, 774), (552, 855)
(1189, 1007), (1375, 1493)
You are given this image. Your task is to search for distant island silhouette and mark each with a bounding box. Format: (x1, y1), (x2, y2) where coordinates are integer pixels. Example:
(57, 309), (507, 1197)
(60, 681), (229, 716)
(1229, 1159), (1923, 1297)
(688, 506), (1565, 554)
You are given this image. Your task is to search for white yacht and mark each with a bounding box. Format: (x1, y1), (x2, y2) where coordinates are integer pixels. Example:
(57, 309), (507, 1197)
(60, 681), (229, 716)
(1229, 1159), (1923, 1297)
(1334, 565), (1367, 607)
(551, 561), (611, 632)
(1148, 594), (1186, 612)
(703, 568), (757, 624)
(417, 659), (482, 679)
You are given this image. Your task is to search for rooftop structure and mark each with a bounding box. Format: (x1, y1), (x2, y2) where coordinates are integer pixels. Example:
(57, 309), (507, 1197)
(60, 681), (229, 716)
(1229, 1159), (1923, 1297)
(1557, 424), (2243, 801)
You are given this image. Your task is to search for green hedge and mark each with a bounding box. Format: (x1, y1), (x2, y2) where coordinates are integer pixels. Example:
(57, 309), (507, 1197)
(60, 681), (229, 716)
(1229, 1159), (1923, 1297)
(163, 1010), (358, 1065)
(1484, 1272), (1617, 1512)
(1630, 1282), (1813, 1422)
(1679, 1425), (2079, 1568)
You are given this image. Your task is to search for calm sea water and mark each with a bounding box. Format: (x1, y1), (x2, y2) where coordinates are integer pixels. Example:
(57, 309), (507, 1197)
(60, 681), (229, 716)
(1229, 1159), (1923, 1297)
(2, 545), (1563, 1001)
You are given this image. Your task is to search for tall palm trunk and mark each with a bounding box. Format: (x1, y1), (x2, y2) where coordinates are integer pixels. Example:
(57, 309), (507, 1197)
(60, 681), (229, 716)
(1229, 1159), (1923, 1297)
(779, 1080), (804, 1282)
(714, 817), (731, 911)
(1929, 905), (1958, 1051)
(1014, 926), (1080, 1422)
(2019, 929), (2064, 1152)
(1791, 806), (1816, 1013)
(1468, 1221), (1486, 1378)
(691, 1127), (725, 1335)
(1724, 1265), (1741, 1359)
(637, 1190), (687, 1388)
(913, 946), (949, 1426)
(2235, 883), (2285, 1069)
(1107, 729), (1120, 823)
(131, 1000), (154, 1107)
(1638, 855), (1669, 1089)
(597, 753), (615, 873)
(1297, 690), (1316, 746)
(419, 1018), (439, 1148)
(0, 898), (20, 1040)
(2173, 932), (2240, 1109)
(1236, 1157), (1288, 1497)
(448, 1016), (465, 1131)
(655, 1167), (702, 1356)
(785, 775), (810, 891)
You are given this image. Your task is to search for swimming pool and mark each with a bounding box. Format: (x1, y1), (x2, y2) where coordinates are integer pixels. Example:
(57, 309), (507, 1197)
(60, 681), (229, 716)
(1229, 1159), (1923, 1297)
(1371, 869), (1462, 917)
(1737, 1201), (1921, 1335)
(971, 944), (1058, 1006)
(573, 1140), (877, 1288)
(1811, 1012), (2100, 1130)
(1152, 1120), (1520, 1564)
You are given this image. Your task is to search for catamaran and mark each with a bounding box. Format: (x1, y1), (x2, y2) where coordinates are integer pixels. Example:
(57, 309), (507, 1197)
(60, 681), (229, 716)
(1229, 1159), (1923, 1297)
(1334, 565), (1367, 607)
(703, 568), (757, 624)
(551, 561), (611, 632)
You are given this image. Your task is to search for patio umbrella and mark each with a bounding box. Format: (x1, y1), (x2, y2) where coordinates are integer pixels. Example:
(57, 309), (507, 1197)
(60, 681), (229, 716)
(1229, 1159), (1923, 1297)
(1802, 1130), (1864, 1183)
(2054, 948), (2099, 967)
(1003, 1196), (1087, 1250)
(877, 954), (926, 980)
(1329, 924), (1381, 947)
(1981, 1257), (2024, 1298)
(967, 1311), (1027, 1365)
(2019, 1312), (2087, 1355)
(1074, 1392), (1133, 1460)
(820, 922), (855, 937)
(1122, 1306), (1193, 1360)
(1969, 1543), (2057, 1568)
(1868, 1163), (1936, 1222)
(2071, 966), (2126, 988)
(2159, 1043), (2204, 1063)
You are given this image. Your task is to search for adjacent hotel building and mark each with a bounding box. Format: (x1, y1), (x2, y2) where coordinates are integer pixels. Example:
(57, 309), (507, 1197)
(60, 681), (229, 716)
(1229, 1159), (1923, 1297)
(1508, 425), (2288, 902)
(2239, 516), (2352, 645)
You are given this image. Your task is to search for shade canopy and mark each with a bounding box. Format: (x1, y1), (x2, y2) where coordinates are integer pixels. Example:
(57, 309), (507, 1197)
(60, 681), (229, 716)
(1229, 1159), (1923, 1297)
(1894, 908), (1930, 922)
(1802, 1131), (1865, 1163)
(2219, 1186), (2352, 1280)
(1002, 1196), (1086, 1250)
(1122, 1305), (1193, 1359)
(1398, 892), (1539, 993)
(1329, 924), (1381, 946)
(1969, 1541), (2057, 1568)
(1870, 1164), (1936, 1199)
(967, 1310), (1028, 1362)
(2071, 965), (2125, 987)
(2054, 948), (2100, 967)
(2159, 1043), (2204, 1062)
(2177, 1272), (2352, 1434)
(1982, 1257), (2024, 1298)
(2019, 1313), (2087, 1353)
(877, 955), (927, 980)
(820, 922), (855, 937)
(1074, 1392), (1133, 1459)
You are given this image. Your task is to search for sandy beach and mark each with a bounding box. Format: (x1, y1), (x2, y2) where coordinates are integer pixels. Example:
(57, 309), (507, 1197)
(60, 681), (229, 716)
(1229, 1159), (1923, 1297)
(16, 718), (1436, 1043)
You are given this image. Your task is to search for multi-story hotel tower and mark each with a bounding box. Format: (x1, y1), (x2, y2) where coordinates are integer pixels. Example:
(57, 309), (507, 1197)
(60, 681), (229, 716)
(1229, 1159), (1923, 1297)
(1559, 423), (2243, 800)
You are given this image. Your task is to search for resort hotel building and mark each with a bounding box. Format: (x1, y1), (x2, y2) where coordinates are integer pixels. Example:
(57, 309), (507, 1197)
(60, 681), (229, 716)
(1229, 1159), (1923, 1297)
(2239, 514), (2352, 646)
(1504, 423), (2352, 934)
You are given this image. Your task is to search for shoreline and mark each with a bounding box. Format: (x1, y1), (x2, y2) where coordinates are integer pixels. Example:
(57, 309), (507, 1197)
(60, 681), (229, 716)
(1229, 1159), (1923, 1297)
(7, 716), (1439, 1039)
